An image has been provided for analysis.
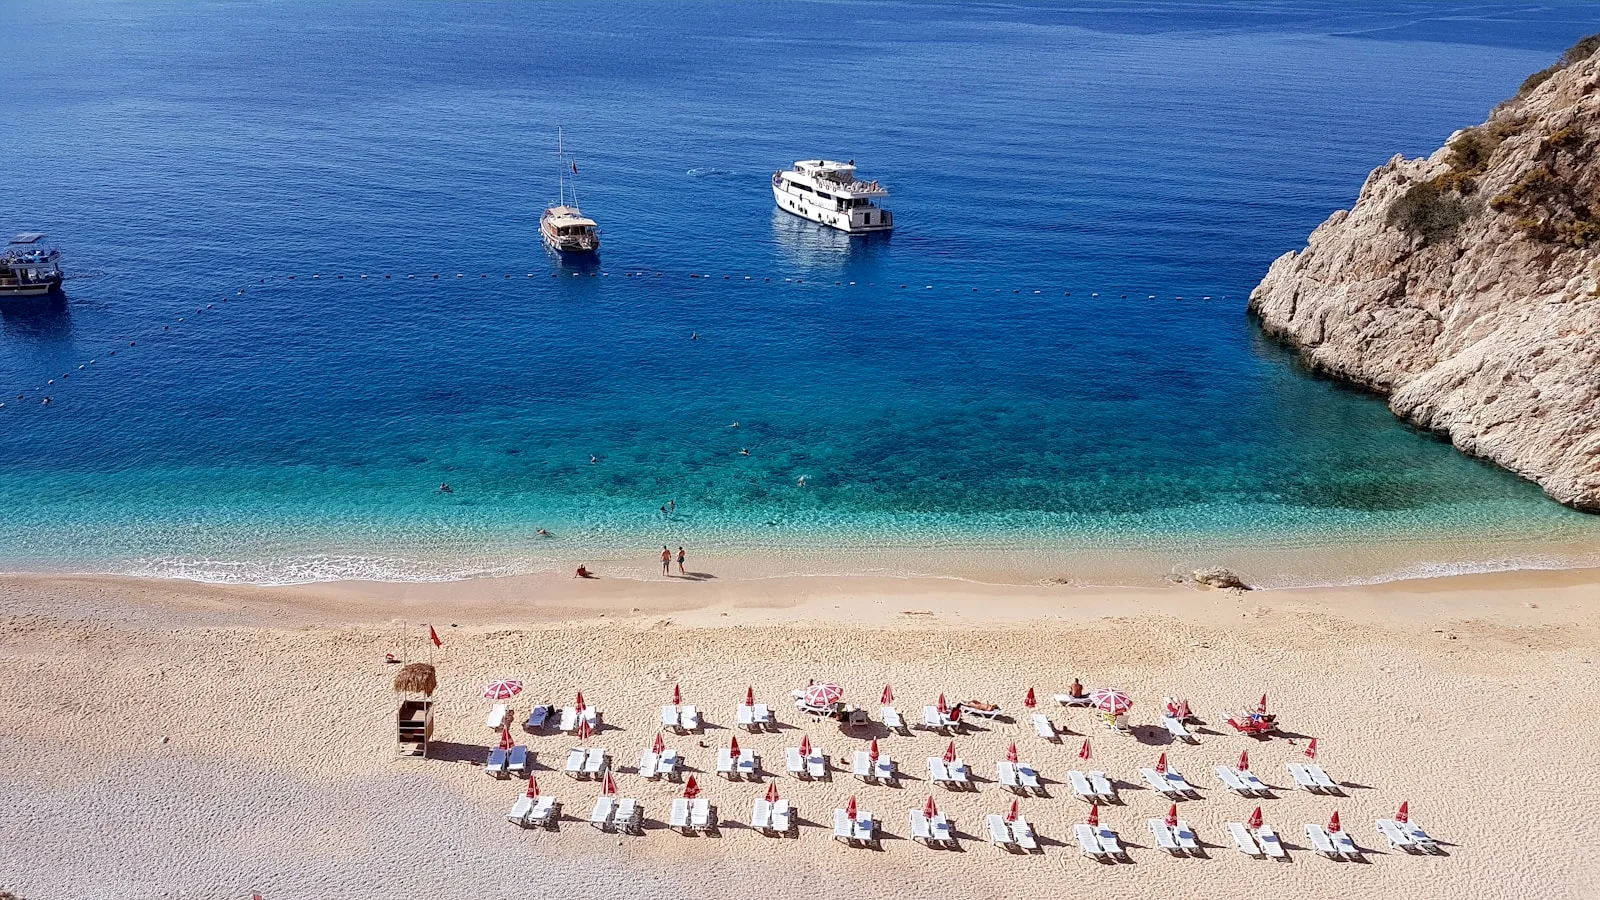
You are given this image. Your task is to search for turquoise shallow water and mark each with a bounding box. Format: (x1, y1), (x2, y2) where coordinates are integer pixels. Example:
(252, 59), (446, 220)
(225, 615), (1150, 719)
(1, 1), (1598, 584)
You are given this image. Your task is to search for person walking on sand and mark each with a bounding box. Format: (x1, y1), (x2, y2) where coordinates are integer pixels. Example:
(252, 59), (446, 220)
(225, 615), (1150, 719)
(661, 545), (671, 575)
(677, 546), (686, 575)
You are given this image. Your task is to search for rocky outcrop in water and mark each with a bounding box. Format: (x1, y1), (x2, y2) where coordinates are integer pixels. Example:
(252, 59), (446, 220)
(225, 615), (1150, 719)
(1249, 37), (1600, 510)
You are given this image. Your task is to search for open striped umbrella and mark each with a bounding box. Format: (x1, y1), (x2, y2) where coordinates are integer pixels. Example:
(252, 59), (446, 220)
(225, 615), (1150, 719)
(803, 682), (844, 708)
(1088, 687), (1132, 715)
(482, 679), (523, 701)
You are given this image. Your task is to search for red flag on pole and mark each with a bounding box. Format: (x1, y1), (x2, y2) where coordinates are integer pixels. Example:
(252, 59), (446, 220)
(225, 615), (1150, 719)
(880, 684), (894, 705)
(1305, 737), (1319, 759)
(1005, 797), (1019, 823)
(572, 160), (579, 175)
(1087, 803), (1100, 827)
(428, 625), (441, 647)
(1328, 810), (1341, 833)
(1247, 806), (1263, 829)
(1006, 742), (1019, 764)
(1396, 801), (1410, 824)
(1078, 739), (1091, 761)
(1154, 752), (1168, 775)
(1024, 687), (1037, 709)
(1165, 803), (1178, 829)
(942, 740), (957, 765)
(1237, 749), (1250, 771)
(765, 781), (779, 803)
(683, 774), (699, 799)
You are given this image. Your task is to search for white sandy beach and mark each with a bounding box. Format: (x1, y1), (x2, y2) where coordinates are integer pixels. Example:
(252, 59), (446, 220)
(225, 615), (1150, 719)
(2, 568), (1597, 899)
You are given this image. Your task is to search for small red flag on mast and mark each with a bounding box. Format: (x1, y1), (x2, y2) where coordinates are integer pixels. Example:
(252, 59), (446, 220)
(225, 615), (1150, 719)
(428, 625), (441, 647)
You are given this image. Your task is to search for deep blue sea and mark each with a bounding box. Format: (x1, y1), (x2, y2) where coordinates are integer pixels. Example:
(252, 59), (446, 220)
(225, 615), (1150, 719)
(2, 1), (1597, 585)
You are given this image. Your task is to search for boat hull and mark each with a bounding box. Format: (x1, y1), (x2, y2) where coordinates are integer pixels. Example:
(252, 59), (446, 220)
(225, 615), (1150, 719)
(540, 223), (599, 254)
(772, 183), (893, 235)
(0, 279), (61, 298)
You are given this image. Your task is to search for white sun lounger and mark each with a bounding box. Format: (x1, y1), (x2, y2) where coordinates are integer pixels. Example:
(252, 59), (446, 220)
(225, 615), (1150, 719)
(1175, 820), (1200, 855)
(661, 704), (680, 731)
(949, 759), (972, 790)
(833, 808), (854, 844)
(1032, 713), (1058, 741)
(927, 757), (950, 785)
(614, 798), (641, 834)
(669, 797), (691, 832)
(997, 761), (1021, 793)
(1238, 768), (1270, 795)
(1402, 821), (1441, 853)
(881, 705), (908, 734)
(1227, 821), (1263, 857)
(931, 814), (955, 846)
(507, 746), (530, 777)
(785, 746), (806, 778)
(855, 812), (876, 846)
(690, 798), (713, 832)
(1088, 771), (1116, 803)
(751, 798), (772, 831)
(1149, 819), (1181, 854)
(737, 748), (757, 779)
(485, 747), (509, 779)
(507, 795), (533, 826)
(638, 750), (660, 778)
(523, 705), (551, 731)
(1096, 825), (1128, 860)
(589, 796), (614, 830)
(1075, 823), (1108, 859)
(682, 706), (701, 733)
(737, 704), (755, 730)
(656, 749), (679, 779)
(1166, 767), (1199, 796)
(1286, 762), (1319, 792)
(1256, 825), (1287, 859)
(1376, 818), (1417, 852)
(486, 703), (509, 730)
(563, 748), (587, 777)
(1330, 827), (1361, 860)
(874, 756), (896, 782)
(922, 706), (955, 733)
(986, 813), (1017, 849)
(806, 750), (827, 780)
(526, 795), (557, 828)
(1068, 770), (1095, 800)
(1305, 763), (1339, 792)
(961, 703), (1003, 721)
(1055, 693), (1093, 707)
(1012, 815), (1038, 851)
(717, 748), (737, 778)
(1305, 823), (1339, 858)
(582, 748), (607, 777)
(1163, 714), (1197, 743)
(1016, 763), (1041, 794)
(560, 706), (599, 734)
(909, 809), (933, 844)
(852, 750), (874, 781)
(1140, 767), (1183, 798)
(1214, 765), (1253, 795)
(771, 799), (792, 834)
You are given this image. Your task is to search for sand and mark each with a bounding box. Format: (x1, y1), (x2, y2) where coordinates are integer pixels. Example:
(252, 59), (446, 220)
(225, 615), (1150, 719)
(1, 568), (1597, 900)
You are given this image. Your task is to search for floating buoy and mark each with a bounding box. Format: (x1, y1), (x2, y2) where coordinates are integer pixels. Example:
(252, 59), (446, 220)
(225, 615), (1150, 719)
(360, 274), (368, 279)
(337, 275), (344, 279)
(385, 275), (391, 279)
(130, 342), (135, 347)
(313, 274), (320, 279)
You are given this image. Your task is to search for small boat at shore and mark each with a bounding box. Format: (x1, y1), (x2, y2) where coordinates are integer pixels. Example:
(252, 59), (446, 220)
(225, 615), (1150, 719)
(0, 233), (64, 297)
(541, 129), (600, 254)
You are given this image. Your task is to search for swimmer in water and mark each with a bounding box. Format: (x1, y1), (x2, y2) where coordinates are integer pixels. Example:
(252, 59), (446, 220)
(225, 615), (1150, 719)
(797, 475), (807, 487)
(740, 448), (749, 456)
(537, 528), (551, 538)
(590, 455), (598, 465)
(728, 421), (739, 428)
(690, 331), (699, 340)
(438, 482), (452, 493)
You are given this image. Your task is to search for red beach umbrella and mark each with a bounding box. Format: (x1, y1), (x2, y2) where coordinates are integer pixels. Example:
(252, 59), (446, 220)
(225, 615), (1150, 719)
(1247, 806), (1263, 829)
(672, 683), (682, 705)
(868, 739), (880, 762)
(846, 794), (858, 820)
(683, 775), (700, 799)
(923, 795), (938, 819)
(1088, 687), (1133, 715)
(576, 716), (593, 743)
(799, 734), (813, 757)
(1165, 803), (1178, 829)
(1396, 801), (1410, 825)
(482, 679), (524, 701)
(1305, 737), (1319, 759)
(1078, 739), (1092, 761)
(1257, 693), (1268, 715)
(803, 682), (844, 708)
(574, 691), (587, 713)
(744, 685), (755, 707)
(602, 768), (618, 797)
(942, 740), (957, 765)
(1024, 687), (1037, 709)
(1328, 810), (1341, 833)
(1087, 804), (1100, 827)
(936, 693), (950, 716)
(1006, 742), (1019, 764)
(765, 782), (780, 804)
(730, 735), (741, 755)
(1154, 752), (1168, 775)
(1005, 798), (1020, 823)
(498, 726), (514, 751)
(880, 684), (894, 705)
(652, 732), (666, 755)
(1237, 750), (1250, 771)
(526, 775), (540, 799)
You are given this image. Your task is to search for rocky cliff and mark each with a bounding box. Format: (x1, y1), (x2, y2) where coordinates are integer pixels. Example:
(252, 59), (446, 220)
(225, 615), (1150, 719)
(1249, 37), (1600, 510)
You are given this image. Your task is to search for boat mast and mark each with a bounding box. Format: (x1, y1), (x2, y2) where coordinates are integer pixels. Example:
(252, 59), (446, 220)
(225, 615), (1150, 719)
(556, 126), (567, 208)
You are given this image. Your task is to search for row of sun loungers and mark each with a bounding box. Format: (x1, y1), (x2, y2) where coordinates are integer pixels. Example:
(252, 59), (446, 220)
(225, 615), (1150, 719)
(879, 705), (908, 734)
(558, 706), (601, 734)
(1068, 770), (1117, 803)
(984, 814), (1039, 852)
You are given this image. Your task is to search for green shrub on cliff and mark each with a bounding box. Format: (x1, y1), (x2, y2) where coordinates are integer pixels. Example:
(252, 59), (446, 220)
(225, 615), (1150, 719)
(1518, 32), (1600, 97)
(1387, 180), (1472, 245)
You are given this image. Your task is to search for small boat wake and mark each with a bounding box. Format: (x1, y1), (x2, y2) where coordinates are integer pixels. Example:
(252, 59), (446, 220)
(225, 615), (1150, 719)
(685, 167), (738, 178)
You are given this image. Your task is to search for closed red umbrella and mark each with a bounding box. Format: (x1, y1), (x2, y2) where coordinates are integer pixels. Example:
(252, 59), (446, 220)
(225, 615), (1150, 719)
(799, 734), (812, 757)
(1257, 693), (1268, 715)
(602, 768), (618, 797)
(764, 782), (779, 804)
(1305, 737), (1319, 760)
(683, 775), (700, 799)
(498, 726), (514, 751)
(652, 732), (665, 755)
(574, 691), (586, 713)
(730, 735), (741, 755)
(482, 679), (524, 701)
(1024, 687), (1037, 709)
(1006, 742), (1018, 764)
(868, 739), (880, 762)
(936, 693), (950, 716)
(1154, 752), (1167, 775)
(526, 775), (540, 798)
(1005, 798), (1020, 823)
(846, 794), (858, 820)
(1247, 806), (1263, 829)
(1328, 810), (1341, 833)
(1237, 749), (1250, 771)
(1087, 803), (1100, 827)
(744, 685), (754, 707)
(1165, 803), (1178, 828)
(1396, 801), (1410, 824)
(881, 684), (894, 705)
(1078, 739), (1092, 761)
(576, 716), (593, 743)
(672, 683), (682, 705)
(942, 740), (957, 765)
(923, 795), (938, 819)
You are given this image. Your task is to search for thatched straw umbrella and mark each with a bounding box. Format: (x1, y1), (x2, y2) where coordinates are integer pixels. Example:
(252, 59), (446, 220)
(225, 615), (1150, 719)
(393, 662), (437, 697)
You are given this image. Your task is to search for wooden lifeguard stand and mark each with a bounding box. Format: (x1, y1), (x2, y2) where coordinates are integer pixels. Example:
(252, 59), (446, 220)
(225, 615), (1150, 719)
(392, 663), (437, 757)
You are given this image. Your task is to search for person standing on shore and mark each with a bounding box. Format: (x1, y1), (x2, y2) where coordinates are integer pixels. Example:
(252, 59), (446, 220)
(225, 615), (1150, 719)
(661, 545), (671, 575)
(677, 546), (686, 575)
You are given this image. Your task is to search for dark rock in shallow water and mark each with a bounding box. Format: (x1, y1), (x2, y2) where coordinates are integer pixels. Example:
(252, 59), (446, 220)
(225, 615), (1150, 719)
(1192, 567), (1252, 591)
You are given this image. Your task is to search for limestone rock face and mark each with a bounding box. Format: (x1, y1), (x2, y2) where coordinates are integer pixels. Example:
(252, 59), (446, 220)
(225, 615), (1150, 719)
(1249, 47), (1600, 510)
